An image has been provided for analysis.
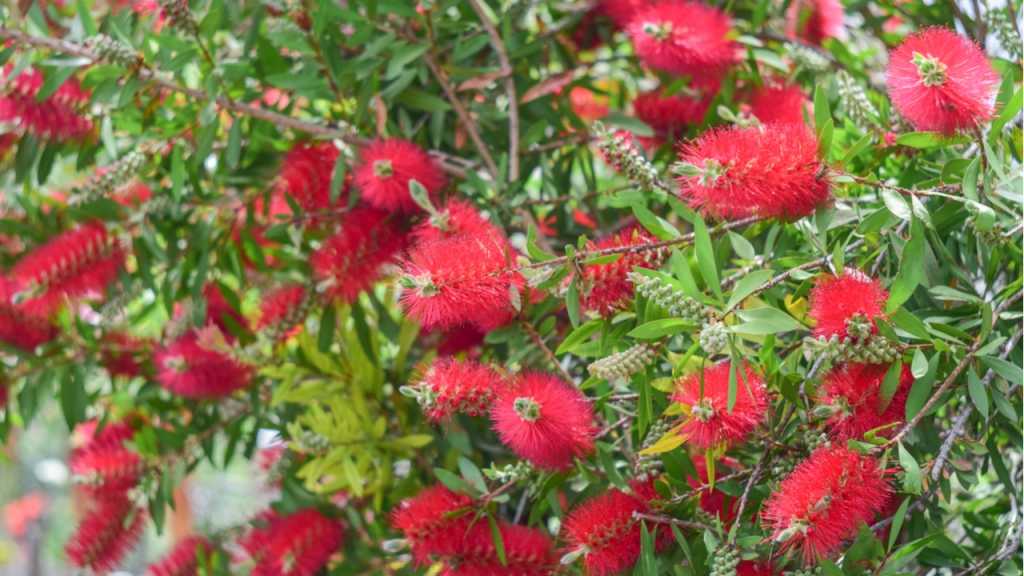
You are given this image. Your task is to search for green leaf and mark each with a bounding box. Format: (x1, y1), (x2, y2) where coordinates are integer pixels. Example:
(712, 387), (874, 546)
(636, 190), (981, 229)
(628, 318), (695, 340)
(60, 366), (87, 431)
(813, 82), (830, 133)
(487, 514), (507, 566)
(435, 467), (477, 496)
(966, 368), (989, 420)
(898, 442), (922, 495)
(693, 216), (721, 300)
(911, 349), (928, 378)
(318, 304), (336, 352)
(991, 87), (1022, 135)
(556, 319), (603, 355)
(732, 307), (804, 335)
(881, 188), (912, 221)
(597, 442), (628, 490)
(35, 64), (82, 102)
(979, 355), (1024, 386)
(905, 353), (938, 419)
(896, 132), (969, 149)
(886, 218), (926, 313)
(397, 88), (452, 112)
(225, 120), (243, 169)
(78, 0), (97, 35)
(566, 278), (580, 327)
(888, 497), (911, 552)
(632, 204), (680, 240)
(879, 360), (904, 411)
(725, 269), (774, 311)
(458, 457), (488, 494)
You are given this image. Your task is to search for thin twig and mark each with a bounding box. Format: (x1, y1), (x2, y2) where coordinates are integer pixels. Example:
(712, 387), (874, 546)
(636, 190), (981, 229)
(468, 0), (519, 182)
(633, 512), (713, 532)
(520, 320), (574, 383)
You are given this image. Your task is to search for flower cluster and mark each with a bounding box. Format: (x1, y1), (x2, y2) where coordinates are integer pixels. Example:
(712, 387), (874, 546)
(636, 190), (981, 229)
(239, 508), (344, 576)
(673, 362), (768, 449)
(0, 66), (93, 142)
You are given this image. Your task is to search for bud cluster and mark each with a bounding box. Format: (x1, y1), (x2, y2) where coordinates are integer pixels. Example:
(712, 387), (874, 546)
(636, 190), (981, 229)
(483, 461), (533, 484)
(836, 71), (880, 132)
(159, 0), (199, 35)
(699, 321), (728, 355)
(588, 343), (659, 381)
(635, 417), (673, 475)
(785, 43), (831, 71)
(709, 545), (740, 576)
(70, 150), (148, 205)
(594, 122), (661, 191)
(85, 35), (143, 68)
(629, 271), (712, 324)
(802, 332), (900, 364)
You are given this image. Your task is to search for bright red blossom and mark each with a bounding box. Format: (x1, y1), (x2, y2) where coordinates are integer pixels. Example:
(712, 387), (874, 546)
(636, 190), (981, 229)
(417, 358), (503, 422)
(69, 443), (143, 496)
(256, 284), (309, 335)
(786, 0), (844, 45)
(673, 362), (767, 449)
(441, 521), (556, 576)
(200, 283), (246, 341)
(886, 28), (999, 135)
(65, 495), (147, 572)
(0, 277), (56, 351)
(634, 89), (713, 144)
(820, 363), (913, 440)
(241, 508), (344, 576)
(598, 0), (650, 28)
(355, 138), (447, 213)
(411, 199), (497, 245)
(563, 484), (658, 576)
(808, 270), (888, 339)
(101, 332), (147, 378)
(580, 227), (668, 315)
(0, 66), (92, 142)
(146, 536), (213, 576)
(628, 2), (737, 77)
(311, 207), (409, 303)
(737, 561), (776, 576)
(392, 485), (473, 563)
(748, 83), (810, 125)
(491, 372), (596, 470)
(762, 446), (891, 563)
(275, 142), (343, 218)
(677, 124), (830, 220)
(154, 333), (252, 398)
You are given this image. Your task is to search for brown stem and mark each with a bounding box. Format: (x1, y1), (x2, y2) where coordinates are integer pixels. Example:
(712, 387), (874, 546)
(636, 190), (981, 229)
(468, 0), (519, 182)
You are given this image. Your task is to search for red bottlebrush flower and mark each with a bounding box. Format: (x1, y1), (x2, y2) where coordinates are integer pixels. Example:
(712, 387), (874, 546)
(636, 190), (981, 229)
(688, 455), (738, 522)
(11, 221), (124, 316)
(147, 536), (213, 576)
(311, 207), (409, 304)
(580, 227), (668, 315)
(442, 521), (556, 576)
(762, 446), (891, 563)
(392, 485), (473, 563)
(490, 372), (596, 470)
(598, 0), (650, 28)
(563, 486), (657, 576)
(101, 332), (147, 378)
(275, 142), (343, 218)
(355, 138), (447, 213)
(808, 270), (888, 339)
(677, 124), (830, 221)
(65, 495), (146, 572)
(401, 231), (523, 331)
(747, 83), (810, 125)
(240, 508), (343, 576)
(737, 561), (776, 576)
(0, 277), (55, 351)
(634, 89), (713, 144)
(0, 380), (6, 410)
(786, 0), (844, 45)
(415, 358), (502, 422)
(411, 199), (497, 245)
(71, 419), (136, 457)
(673, 362), (767, 450)
(154, 333), (251, 398)
(570, 86), (610, 121)
(200, 283), (246, 340)
(435, 323), (487, 357)
(113, 181), (153, 207)
(0, 66), (93, 142)
(70, 444), (143, 496)
(627, 2), (737, 77)
(256, 284), (309, 336)
(820, 363), (913, 440)
(886, 28), (999, 135)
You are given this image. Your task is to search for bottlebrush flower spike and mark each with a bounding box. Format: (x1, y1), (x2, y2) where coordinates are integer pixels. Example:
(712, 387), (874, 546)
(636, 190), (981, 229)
(819, 363), (913, 440)
(442, 521), (556, 576)
(0, 66), (93, 142)
(411, 199), (497, 245)
(580, 227), (668, 315)
(562, 485), (656, 576)
(200, 283), (246, 340)
(598, 0), (650, 28)
(737, 561), (776, 576)
(241, 508), (344, 576)
(275, 142), (343, 217)
(886, 28), (999, 135)
(11, 221), (124, 316)
(154, 333), (251, 398)
(355, 138), (447, 213)
(65, 495), (146, 572)
(786, 0), (844, 45)
(673, 362), (767, 449)
(762, 446), (891, 563)
(747, 82), (810, 125)
(255, 284), (310, 338)
(401, 231), (523, 331)
(411, 358), (502, 423)
(634, 89), (713, 144)
(391, 485), (473, 563)
(808, 270), (888, 339)
(312, 207), (409, 304)
(101, 332), (147, 378)
(0, 278), (55, 351)
(677, 123), (830, 220)
(146, 536), (213, 576)
(491, 372), (596, 470)
(71, 419), (136, 457)
(628, 2), (737, 77)
(70, 443), (143, 496)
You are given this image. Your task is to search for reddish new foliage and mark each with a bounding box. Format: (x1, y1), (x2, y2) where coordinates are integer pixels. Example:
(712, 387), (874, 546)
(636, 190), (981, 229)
(634, 89), (713, 144)
(580, 226), (668, 315)
(147, 536), (213, 576)
(240, 508), (343, 576)
(0, 277), (56, 351)
(786, 0), (844, 45)
(417, 358), (503, 422)
(11, 221), (124, 316)
(70, 443), (143, 496)
(808, 270), (888, 339)
(490, 372), (596, 470)
(355, 138), (447, 213)
(762, 446), (891, 563)
(256, 284), (308, 334)
(411, 199), (497, 245)
(886, 28), (999, 134)
(154, 333), (252, 398)
(391, 485), (473, 563)
(628, 2), (737, 77)
(311, 207), (409, 303)
(677, 124), (830, 220)
(673, 362), (767, 449)
(65, 495), (146, 572)
(0, 66), (93, 142)
(401, 231), (523, 331)
(275, 142), (342, 218)
(748, 83), (810, 125)
(820, 363), (913, 440)
(563, 485), (658, 576)
(441, 521), (556, 576)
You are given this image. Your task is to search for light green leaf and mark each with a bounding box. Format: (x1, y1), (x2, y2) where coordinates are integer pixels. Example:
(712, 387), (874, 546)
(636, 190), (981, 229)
(732, 307), (804, 335)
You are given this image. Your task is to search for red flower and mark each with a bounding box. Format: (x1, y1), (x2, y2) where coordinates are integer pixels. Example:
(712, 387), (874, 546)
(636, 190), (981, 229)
(580, 226), (668, 315)
(256, 284), (309, 336)
(0, 380), (6, 410)
(147, 536), (213, 576)
(435, 324), (487, 356)
(70, 443), (143, 496)
(786, 0), (844, 45)
(101, 332), (148, 378)
(71, 419), (136, 457)
(391, 485), (473, 563)
(563, 485), (656, 576)
(490, 372), (596, 470)
(673, 362), (767, 449)
(198, 283), (246, 340)
(154, 333), (251, 398)
(737, 561), (776, 576)
(808, 270), (888, 339)
(441, 521), (555, 576)
(113, 181), (153, 207)
(570, 86), (611, 121)
(311, 207), (409, 303)
(634, 89), (713, 144)
(747, 83), (810, 125)
(677, 124), (830, 221)
(0, 277), (55, 351)
(401, 231), (523, 331)
(11, 221), (124, 317)
(275, 142), (343, 219)
(628, 2), (737, 77)
(3, 492), (47, 539)
(241, 508), (343, 576)
(411, 199), (498, 245)
(598, 0), (651, 28)
(762, 446), (890, 563)
(0, 66), (92, 142)
(355, 138), (446, 213)
(820, 363), (913, 440)
(416, 358), (503, 422)
(65, 495), (146, 572)
(886, 28), (999, 135)
(688, 455), (738, 522)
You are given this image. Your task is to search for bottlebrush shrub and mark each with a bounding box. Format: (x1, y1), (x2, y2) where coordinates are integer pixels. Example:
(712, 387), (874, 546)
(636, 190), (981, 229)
(0, 2), (1020, 576)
